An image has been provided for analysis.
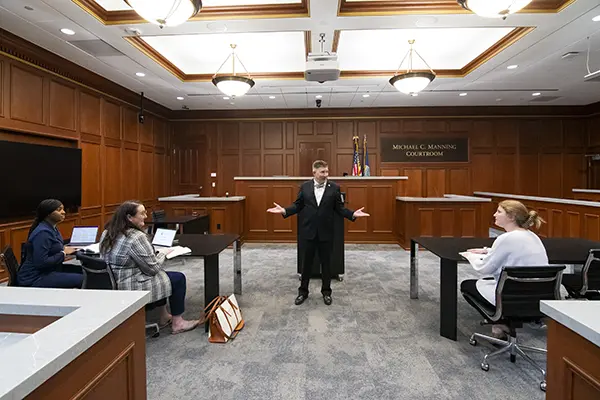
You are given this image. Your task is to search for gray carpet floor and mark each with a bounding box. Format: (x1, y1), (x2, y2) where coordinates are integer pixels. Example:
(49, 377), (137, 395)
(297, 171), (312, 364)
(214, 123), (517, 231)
(146, 244), (548, 400)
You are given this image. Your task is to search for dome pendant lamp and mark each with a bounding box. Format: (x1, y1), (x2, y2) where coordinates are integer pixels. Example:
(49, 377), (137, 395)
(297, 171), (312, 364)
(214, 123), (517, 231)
(457, 0), (532, 19)
(212, 44), (255, 97)
(389, 40), (435, 95)
(125, 0), (202, 28)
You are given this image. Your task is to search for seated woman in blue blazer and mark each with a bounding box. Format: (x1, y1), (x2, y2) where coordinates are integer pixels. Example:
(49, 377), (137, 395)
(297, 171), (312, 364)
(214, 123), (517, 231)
(17, 199), (83, 288)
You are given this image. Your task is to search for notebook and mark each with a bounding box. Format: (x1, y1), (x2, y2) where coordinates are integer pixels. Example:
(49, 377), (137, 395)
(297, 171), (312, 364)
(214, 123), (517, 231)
(69, 226), (99, 246)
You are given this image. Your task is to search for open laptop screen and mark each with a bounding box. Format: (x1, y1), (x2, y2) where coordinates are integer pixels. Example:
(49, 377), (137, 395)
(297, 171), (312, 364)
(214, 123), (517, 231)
(70, 226), (98, 245)
(152, 228), (177, 248)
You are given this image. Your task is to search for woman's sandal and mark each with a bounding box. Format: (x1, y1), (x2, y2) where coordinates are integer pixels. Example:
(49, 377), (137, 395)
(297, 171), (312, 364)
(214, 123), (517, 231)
(171, 320), (200, 335)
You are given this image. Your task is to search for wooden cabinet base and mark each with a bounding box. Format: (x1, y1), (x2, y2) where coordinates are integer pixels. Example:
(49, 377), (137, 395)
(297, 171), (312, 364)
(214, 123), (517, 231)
(25, 309), (147, 400)
(546, 319), (600, 400)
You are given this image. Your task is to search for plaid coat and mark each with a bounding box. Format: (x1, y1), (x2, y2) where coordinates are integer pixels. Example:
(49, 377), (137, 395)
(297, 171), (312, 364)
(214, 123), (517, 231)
(100, 229), (172, 303)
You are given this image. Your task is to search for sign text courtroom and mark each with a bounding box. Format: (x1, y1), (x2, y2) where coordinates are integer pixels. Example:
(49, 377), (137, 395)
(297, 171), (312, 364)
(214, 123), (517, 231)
(380, 137), (469, 162)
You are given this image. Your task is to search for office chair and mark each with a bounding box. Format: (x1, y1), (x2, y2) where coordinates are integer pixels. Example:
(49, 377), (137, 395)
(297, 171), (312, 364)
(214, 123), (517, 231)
(561, 249), (600, 300)
(0, 245), (20, 286)
(462, 265), (565, 392)
(76, 253), (160, 338)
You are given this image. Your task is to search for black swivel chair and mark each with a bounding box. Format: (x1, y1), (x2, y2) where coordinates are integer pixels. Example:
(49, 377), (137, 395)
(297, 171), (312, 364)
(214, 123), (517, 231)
(561, 249), (600, 300)
(461, 265), (565, 392)
(0, 245), (20, 286)
(76, 253), (160, 338)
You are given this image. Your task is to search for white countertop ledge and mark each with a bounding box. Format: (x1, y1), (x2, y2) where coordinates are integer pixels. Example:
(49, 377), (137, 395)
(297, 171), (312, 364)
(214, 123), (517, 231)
(541, 300), (600, 348)
(0, 287), (149, 400)
(474, 192), (600, 208)
(573, 189), (600, 194)
(396, 195), (491, 202)
(233, 176), (408, 180)
(158, 195), (245, 201)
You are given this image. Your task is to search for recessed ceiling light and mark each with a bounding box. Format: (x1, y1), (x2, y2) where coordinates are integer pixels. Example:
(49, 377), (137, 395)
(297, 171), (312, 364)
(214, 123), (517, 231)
(315, 95), (323, 99)
(593, 15), (600, 22)
(410, 93), (418, 97)
(60, 28), (75, 36)
(507, 65), (518, 70)
(459, 93), (467, 96)
(532, 92), (541, 96)
(135, 72), (145, 77)
(362, 94), (370, 98)
(223, 96), (230, 100)
(268, 96), (276, 99)
(176, 96), (184, 100)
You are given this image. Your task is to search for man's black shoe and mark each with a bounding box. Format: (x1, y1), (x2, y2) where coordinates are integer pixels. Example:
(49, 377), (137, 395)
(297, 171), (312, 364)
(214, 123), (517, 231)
(295, 295), (308, 305)
(323, 295), (332, 305)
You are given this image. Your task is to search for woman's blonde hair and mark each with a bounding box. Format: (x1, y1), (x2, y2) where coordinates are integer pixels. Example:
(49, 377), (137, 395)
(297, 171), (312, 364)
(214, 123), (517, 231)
(499, 200), (545, 230)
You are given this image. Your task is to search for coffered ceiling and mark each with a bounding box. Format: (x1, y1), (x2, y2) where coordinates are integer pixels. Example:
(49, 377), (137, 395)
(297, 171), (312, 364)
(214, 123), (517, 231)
(0, 0), (599, 110)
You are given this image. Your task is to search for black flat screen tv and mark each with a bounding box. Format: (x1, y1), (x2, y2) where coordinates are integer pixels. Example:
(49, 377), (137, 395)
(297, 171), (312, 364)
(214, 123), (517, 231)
(0, 140), (82, 219)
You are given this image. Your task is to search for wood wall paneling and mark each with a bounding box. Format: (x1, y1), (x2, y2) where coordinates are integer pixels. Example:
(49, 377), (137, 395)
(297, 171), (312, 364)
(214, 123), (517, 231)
(105, 146), (122, 205)
(81, 142), (102, 208)
(49, 80), (76, 132)
(80, 91), (101, 136)
(102, 100), (121, 140)
(264, 154), (283, 176)
(0, 60), (4, 118)
(0, 53), (171, 275)
(10, 64), (44, 125)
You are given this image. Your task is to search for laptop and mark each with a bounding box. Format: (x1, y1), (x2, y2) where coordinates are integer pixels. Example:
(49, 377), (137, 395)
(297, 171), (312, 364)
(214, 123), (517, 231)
(69, 226), (99, 247)
(152, 228), (177, 249)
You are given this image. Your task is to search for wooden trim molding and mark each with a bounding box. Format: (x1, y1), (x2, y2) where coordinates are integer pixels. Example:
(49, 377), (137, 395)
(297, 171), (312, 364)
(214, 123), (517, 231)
(338, 0), (575, 16)
(127, 27), (532, 82)
(0, 29), (170, 118)
(73, 0), (310, 25)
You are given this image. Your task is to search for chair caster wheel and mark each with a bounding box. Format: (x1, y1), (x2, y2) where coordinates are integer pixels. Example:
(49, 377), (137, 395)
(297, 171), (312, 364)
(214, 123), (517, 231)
(481, 363), (489, 372)
(337, 276), (344, 282)
(152, 331), (160, 338)
(510, 354), (516, 363)
(469, 338), (477, 346)
(540, 381), (546, 392)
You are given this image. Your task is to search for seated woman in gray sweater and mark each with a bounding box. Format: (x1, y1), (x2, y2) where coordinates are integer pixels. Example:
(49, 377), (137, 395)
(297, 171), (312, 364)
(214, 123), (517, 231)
(461, 200), (548, 339)
(100, 201), (198, 335)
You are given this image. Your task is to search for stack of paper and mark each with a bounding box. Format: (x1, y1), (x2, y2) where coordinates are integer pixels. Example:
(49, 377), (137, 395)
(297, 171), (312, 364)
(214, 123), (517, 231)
(166, 246), (192, 259)
(459, 251), (486, 271)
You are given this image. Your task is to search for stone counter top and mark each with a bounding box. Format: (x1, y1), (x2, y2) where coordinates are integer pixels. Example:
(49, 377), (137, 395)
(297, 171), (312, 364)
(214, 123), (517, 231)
(541, 300), (600, 348)
(396, 195), (491, 202)
(573, 189), (600, 194)
(0, 287), (149, 400)
(233, 176), (408, 180)
(474, 191), (600, 208)
(158, 194), (246, 202)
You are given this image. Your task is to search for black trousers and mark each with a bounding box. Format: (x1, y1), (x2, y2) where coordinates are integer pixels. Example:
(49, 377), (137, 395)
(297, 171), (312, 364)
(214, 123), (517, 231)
(460, 279), (495, 313)
(299, 236), (332, 296)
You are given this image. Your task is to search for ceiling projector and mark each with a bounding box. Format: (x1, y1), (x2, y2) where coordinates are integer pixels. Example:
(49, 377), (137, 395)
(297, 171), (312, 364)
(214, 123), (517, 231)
(305, 52), (340, 83)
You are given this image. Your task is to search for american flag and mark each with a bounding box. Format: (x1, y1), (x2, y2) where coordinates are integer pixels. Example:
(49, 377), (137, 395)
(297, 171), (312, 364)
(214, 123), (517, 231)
(352, 135), (362, 176)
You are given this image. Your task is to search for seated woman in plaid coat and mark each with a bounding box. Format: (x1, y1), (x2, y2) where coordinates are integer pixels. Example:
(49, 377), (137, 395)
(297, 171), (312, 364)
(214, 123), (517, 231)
(100, 201), (199, 334)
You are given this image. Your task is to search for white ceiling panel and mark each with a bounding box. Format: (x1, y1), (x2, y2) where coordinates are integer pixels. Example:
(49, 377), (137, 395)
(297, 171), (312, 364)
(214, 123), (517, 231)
(338, 28), (515, 71)
(140, 31), (306, 74)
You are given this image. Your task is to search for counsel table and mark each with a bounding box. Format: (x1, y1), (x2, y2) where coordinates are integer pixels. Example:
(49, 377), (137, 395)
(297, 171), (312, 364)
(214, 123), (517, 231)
(410, 237), (600, 341)
(177, 234), (242, 329)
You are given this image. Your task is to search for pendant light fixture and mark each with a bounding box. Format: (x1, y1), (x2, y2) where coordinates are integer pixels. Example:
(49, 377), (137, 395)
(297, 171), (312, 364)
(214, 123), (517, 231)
(457, 0), (532, 19)
(212, 44), (255, 97)
(125, 0), (202, 28)
(389, 40), (435, 95)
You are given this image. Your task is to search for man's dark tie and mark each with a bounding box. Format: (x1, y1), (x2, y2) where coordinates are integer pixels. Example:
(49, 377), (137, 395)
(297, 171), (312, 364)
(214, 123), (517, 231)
(315, 182), (325, 189)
